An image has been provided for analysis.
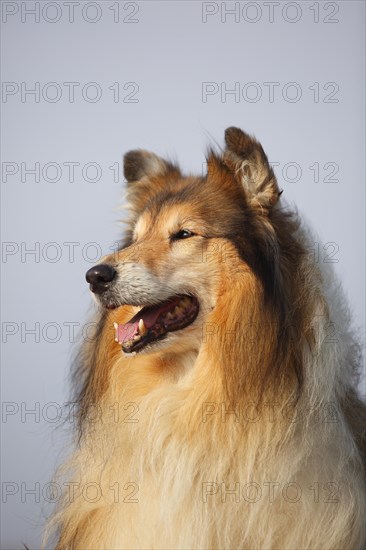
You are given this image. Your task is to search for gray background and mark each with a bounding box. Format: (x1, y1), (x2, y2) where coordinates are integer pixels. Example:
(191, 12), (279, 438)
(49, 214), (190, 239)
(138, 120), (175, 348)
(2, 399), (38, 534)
(1, 1), (365, 548)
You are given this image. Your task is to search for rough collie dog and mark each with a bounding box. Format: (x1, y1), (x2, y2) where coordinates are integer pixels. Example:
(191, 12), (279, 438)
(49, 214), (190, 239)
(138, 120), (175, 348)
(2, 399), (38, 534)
(48, 128), (366, 549)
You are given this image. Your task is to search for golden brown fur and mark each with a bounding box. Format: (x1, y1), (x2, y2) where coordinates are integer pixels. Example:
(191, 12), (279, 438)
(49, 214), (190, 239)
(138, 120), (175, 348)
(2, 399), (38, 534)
(46, 128), (366, 549)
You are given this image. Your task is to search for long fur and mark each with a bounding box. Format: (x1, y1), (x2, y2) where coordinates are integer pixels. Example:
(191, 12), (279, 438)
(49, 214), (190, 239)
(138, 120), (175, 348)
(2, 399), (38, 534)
(45, 128), (366, 550)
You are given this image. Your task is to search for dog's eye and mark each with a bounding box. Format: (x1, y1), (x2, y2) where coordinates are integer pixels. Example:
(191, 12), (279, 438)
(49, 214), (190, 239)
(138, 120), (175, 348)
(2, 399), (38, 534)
(171, 229), (195, 240)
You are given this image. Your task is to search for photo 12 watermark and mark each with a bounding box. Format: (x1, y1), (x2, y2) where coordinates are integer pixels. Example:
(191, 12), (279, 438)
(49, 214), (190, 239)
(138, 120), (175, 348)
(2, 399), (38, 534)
(2, 81), (140, 103)
(202, 480), (340, 503)
(201, 81), (340, 103)
(1, 1), (140, 24)
(2, 480), (139, 504)
(201, 2), (340, 24)
(2, 400), (139, 425)
(1, 161), (128, 184)
(201, 400), (341, 425)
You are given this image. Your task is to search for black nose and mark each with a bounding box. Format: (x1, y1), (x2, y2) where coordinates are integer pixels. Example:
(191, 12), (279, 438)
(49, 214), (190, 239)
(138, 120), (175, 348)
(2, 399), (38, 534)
(85, 264), (117, 294)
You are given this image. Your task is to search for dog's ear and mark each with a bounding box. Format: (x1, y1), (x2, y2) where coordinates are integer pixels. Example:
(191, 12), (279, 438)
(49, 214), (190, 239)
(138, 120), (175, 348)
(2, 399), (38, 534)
(124, 150), (177, 184)
(122, 150), (181, 221)
(223, 127), (282, 211)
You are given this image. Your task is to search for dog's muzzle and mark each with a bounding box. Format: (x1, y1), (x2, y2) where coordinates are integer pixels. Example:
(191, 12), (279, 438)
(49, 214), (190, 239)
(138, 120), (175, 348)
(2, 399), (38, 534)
(85, 261), (181, 310)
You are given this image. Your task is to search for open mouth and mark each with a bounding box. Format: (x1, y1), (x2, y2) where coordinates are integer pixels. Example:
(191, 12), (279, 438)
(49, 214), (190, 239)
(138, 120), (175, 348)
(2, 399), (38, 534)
(114, 295), (199, 354)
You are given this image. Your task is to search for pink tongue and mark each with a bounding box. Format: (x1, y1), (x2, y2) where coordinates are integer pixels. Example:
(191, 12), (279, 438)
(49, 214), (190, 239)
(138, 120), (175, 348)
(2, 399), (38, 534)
(116, 298), (178, 344)
(117, 321), (139, 344)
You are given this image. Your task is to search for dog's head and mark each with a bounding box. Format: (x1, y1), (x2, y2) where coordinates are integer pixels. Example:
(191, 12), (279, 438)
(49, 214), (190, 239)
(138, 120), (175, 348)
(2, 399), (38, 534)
(86, 128), (298, 357)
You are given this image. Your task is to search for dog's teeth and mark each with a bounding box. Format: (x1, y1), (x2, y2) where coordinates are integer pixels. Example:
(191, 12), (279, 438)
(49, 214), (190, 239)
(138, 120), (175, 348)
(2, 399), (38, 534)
(138, 318), (147, 335)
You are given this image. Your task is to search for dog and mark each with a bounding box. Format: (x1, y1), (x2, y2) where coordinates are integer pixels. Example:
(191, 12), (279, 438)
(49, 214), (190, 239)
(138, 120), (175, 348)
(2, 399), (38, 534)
(47, 128), (366, 549)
